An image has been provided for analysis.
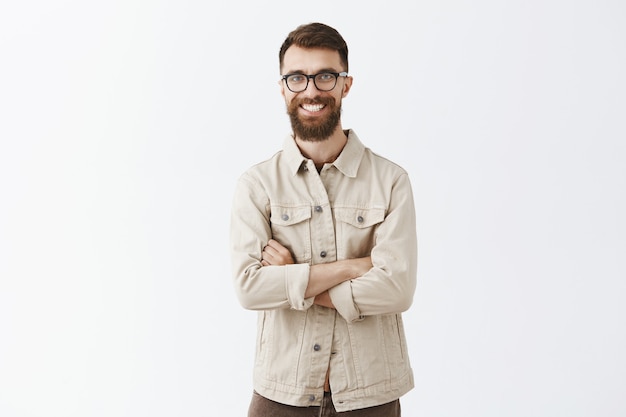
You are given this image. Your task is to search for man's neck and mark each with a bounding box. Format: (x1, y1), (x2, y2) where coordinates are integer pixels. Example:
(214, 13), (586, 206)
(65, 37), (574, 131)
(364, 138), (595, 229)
(295, 128), (348, 169)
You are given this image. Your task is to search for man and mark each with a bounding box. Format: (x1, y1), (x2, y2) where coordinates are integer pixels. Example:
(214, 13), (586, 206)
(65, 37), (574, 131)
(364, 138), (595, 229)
(230, 22), (417, 416)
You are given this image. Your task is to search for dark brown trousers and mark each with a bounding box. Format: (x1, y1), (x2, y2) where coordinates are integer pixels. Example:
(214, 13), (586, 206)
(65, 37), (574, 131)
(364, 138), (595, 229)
(248, 391), (401, 417)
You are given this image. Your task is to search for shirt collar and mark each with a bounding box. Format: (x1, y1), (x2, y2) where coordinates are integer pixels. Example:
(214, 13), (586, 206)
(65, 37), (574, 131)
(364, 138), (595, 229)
(283, 134), (308, 175)
(334, 130), (365, 178)
(282, 129), (365, 177)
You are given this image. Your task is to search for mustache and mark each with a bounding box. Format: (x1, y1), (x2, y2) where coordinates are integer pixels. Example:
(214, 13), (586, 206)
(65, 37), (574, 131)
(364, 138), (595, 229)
(295, 96), (335, 106)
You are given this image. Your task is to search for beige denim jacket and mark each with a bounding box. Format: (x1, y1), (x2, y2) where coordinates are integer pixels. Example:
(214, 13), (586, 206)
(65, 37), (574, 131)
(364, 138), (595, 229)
(230, 130), (417, 412)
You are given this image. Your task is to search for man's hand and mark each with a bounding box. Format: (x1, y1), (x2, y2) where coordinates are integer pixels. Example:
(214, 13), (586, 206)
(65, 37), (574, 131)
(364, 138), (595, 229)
(261, 239), (294, 266)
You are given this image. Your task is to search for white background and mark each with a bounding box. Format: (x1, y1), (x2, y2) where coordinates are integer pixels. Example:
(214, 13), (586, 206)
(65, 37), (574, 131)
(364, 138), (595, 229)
(1, 1), (625, 416)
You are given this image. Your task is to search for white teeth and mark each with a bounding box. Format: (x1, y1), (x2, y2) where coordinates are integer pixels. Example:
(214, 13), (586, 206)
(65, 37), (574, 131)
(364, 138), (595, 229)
(302, 104), (324, 112)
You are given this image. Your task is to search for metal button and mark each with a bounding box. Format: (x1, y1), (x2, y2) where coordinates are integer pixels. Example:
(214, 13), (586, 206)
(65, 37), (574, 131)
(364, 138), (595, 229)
(314, 344), (321, 351)
(309, 394), (316, 402)
(281, 214), (289, 221)
(320, 251), (327, 258)
(315, 205), (323, 212)
(357, 215), (364, 223)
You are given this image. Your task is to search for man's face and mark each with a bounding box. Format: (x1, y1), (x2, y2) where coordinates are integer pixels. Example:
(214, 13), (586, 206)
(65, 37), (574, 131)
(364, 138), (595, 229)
(280, 46), (352, 141)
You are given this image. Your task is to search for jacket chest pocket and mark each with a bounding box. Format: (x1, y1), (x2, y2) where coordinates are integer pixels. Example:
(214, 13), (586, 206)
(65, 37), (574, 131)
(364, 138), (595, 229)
(270, 205), (312, 263)
(334, 207), (385, 258)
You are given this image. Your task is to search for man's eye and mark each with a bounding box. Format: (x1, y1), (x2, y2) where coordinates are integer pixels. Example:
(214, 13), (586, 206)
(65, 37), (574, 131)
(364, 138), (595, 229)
(289, 75), (305, 83)
(317, 73), (334, 82)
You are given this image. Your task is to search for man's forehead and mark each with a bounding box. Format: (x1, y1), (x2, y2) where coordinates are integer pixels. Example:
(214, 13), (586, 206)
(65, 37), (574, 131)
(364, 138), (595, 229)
(282, 46), (343, 73)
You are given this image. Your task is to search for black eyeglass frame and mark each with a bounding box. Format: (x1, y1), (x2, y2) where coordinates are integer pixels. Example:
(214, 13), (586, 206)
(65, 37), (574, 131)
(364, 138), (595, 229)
(281, 71), (349, 93)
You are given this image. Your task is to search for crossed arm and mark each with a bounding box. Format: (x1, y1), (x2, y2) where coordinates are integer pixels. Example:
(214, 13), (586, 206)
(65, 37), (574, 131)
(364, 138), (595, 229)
(261, 239), (372, 309)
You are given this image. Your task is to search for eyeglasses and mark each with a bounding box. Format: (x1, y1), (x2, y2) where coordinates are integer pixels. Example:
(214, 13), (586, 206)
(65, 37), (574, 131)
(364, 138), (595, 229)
(281, 71), (348, 93)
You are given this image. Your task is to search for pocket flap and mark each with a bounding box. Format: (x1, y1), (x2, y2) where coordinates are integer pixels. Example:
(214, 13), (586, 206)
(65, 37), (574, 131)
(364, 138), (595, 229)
(270, 206), (312, 226)
(335, 207), (385, 229)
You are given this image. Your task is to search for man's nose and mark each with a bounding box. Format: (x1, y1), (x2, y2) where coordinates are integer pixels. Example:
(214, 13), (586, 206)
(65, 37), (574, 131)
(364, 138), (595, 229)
(301, 77), (321, 95)
(301, 78), (320, 95)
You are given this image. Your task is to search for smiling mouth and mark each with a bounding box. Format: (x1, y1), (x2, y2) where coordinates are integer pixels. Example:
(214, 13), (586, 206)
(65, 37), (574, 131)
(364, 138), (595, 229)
(301, 103), (325, 112)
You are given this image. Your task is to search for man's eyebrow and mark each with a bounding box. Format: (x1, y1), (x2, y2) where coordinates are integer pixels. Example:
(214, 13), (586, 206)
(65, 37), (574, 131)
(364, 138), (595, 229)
(318, 68), (342, 73)
(283, 68), (341, 75)
(283, 69), (305, 75)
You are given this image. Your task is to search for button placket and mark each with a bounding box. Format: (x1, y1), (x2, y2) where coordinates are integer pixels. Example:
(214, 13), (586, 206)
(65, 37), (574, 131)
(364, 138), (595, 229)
(305, 162), (336, 265)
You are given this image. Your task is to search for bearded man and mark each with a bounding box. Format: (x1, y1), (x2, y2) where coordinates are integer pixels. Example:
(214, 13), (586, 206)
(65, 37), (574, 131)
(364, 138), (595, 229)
(230, 22), (418, 417)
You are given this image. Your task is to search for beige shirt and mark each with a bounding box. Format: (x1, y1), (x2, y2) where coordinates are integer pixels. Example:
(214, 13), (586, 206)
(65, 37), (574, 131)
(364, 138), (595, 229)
(230, 130), (417, 412)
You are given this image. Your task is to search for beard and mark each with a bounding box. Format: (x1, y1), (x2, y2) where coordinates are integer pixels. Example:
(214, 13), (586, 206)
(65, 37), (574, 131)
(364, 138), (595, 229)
(287, 96), (342, 142)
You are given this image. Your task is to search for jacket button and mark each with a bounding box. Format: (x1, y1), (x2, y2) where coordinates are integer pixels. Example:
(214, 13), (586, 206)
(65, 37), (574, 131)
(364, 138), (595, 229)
(320, 251), (327, 258)
(313, 344), (321, 351)
(357, 215), (364, 223)
(281, 214), (289, 221)
(309, 394), (316, 402)
(315, 205), (323, 212)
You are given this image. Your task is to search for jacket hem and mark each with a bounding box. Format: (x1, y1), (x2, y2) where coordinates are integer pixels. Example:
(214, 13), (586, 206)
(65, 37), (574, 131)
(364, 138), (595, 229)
(253, 368), (414, 412)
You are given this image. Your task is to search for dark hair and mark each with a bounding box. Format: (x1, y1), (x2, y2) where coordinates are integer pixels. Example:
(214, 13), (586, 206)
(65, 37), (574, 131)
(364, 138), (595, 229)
(279, 22), (349, 73)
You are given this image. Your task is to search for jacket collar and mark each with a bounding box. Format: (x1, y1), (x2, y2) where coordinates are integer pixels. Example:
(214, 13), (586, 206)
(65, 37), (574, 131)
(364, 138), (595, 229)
(283, 129), (365, 177)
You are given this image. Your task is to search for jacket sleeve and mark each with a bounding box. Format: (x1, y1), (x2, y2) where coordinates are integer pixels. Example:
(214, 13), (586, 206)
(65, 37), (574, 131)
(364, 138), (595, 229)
(230, 172), (314, 311)
(329, 172), (418, 322)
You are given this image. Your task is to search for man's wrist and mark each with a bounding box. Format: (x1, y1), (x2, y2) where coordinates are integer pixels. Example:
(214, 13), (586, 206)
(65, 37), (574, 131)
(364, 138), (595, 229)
(314, 291), (334, 308)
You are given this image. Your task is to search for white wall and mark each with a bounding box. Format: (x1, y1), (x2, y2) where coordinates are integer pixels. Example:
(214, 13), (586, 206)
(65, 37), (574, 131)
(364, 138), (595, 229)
(1, 1), (624, 416)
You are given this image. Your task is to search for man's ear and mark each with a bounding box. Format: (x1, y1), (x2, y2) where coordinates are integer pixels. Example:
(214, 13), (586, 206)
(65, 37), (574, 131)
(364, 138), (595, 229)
(278, 79), (286, 99)
(342, 76), (353, 98)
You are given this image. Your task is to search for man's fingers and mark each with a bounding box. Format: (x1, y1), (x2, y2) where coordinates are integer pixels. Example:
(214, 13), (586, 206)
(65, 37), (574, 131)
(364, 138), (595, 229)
(266, 239), (287, 253)
(263, 244), (279, 257)
(262, 239), (294, 266)
(267, 240), (292, 258)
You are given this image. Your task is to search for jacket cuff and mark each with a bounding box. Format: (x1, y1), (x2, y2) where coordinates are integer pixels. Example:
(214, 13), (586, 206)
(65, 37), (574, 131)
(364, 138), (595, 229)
(329, 281), (364, 322)
(284, 263), (314, 310)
